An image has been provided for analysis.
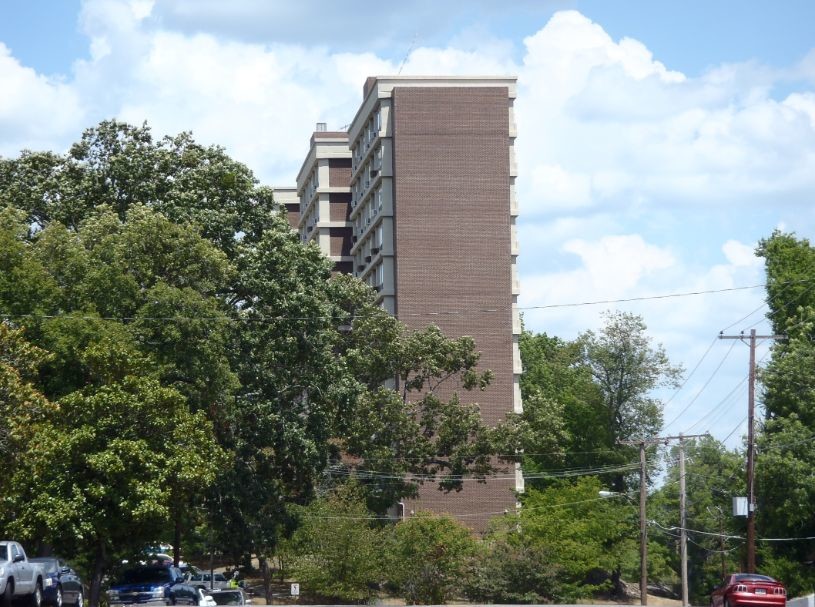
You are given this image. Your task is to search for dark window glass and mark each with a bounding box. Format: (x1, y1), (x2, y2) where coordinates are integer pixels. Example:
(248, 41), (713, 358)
(119, 568), (172, 584)
(734, 574), (776, 583)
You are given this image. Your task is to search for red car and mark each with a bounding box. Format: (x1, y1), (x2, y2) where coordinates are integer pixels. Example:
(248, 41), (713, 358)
(711, 573), (786, 607)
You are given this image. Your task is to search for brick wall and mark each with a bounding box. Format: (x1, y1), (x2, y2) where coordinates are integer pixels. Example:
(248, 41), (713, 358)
(329, 158), (352, 188)
(329, 193), (351, 221)
(285, 204), (300, 230)
(391, 86), (516, 531)
(329, 227), (353, 257)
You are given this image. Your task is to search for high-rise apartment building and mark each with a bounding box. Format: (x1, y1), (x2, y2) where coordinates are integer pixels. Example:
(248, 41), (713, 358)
(271, 186), (300, 230)
(295, 126), (354, 274)
(291, 76), (522, 530)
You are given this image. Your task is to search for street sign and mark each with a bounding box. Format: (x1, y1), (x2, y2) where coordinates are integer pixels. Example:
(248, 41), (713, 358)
(733, 496), (748, 517)
(290, 583), (300, 597)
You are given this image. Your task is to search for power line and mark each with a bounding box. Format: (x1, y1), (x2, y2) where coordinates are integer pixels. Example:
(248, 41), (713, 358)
(0, 281), (799, 325)
(663, 339), (738, 430)
(661, 337), (719, 412)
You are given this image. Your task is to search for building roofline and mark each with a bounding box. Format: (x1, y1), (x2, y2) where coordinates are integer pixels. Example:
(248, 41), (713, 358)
(295, 131), (351, 187)
(350, 75), (517, 143)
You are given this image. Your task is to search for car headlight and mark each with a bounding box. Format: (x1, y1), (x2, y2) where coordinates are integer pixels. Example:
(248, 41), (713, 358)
(152, 589), (165, 598)
(44, 578), (54, 587)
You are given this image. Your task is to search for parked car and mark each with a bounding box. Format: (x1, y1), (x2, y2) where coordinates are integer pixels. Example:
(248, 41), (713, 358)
(196, 589), (216, 607)
(108, 566), (200, 605)
(185, 574), (228, 592)
(0, 540), (47, 607)
(202, 589), (247, 606)
(178, 565), (199, 577)
(28, 558), (84, 607)
(711, 573), (787, 607)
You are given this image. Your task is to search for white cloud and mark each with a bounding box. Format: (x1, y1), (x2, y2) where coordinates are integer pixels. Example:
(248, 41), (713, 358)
(722, 240), (761, 267)
(0, 43), (84, 156)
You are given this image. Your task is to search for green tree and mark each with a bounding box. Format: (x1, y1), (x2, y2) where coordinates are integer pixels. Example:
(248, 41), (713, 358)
(515, 476), (639, 601)
(0, 323), (55, 493)
(580, 311), (683, 444)
(520, 313), (682, 493)
(326, 275), (523, 513)
(280, 483), (384, 603)
(650, 436), (744, 603)
(0, 121), (275, 256)
(0, 122), (519, 593)
(754, 231), (815, 594)
(0, 205), (233, 596)
(387, 512), (477, 604)
(580, 311), (682, 491)
(9, 375), (224, 607)
(519, 329), (603, 484)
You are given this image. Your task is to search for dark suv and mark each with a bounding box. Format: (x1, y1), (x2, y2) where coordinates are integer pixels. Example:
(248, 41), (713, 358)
(108, 566), (199, 605)
(28, 558), (84, 607)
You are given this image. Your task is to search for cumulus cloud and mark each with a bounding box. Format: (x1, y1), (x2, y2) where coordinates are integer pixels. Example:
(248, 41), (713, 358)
(723, 240), (762, 267)
(0, 43), (84, 156)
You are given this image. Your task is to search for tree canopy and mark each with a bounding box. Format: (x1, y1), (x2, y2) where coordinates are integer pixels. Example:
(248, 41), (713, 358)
(0, 120), (517, 605)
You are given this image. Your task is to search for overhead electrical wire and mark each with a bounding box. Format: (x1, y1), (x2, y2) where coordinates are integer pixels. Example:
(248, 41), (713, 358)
(663, 338), (739, 430)
(661, 336), (719, 412)
(1, 281), (807, 325)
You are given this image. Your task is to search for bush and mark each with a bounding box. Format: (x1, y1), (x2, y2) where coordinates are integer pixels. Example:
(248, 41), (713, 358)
(387, 512), (477, 604)
(465, 533), (564, 603)
(281, 483), (385, 603)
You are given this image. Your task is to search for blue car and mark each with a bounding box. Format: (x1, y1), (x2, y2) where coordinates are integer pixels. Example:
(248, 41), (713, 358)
(108, 566), (199, 605)
(29, 558), (84, 607)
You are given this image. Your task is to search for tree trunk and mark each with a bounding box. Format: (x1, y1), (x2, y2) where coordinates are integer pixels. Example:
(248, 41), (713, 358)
(173, 508), (182, 567)
(260, 557), (272, 603)
(611, 566), (625, 598)
(88, 541), (108, 607)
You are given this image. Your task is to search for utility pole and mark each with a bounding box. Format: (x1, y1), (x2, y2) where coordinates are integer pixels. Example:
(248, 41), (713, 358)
(620, 434), (707, 606)
(679, 434), (688, 607)
(639, 442), (647, 606)
(719, 329), (784, 572)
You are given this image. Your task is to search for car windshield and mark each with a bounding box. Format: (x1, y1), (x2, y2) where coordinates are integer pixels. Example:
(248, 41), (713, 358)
(119, 568), (173, 584)
(0, 544), (8, 562)
(210, 592), (243, 605)
(30, 559), (60, 574)
(734, 574), (776, 583)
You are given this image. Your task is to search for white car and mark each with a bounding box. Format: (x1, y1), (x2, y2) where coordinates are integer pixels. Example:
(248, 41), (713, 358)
(202, 589), (248, 605)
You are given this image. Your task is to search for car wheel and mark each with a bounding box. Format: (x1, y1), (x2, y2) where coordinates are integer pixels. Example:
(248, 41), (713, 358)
(73, 590), (83, 607)
(2, 581), (13, 607)
(30, 583), (43, 607)
(724, 599), (731, 607)
(54, 587), (63, 607)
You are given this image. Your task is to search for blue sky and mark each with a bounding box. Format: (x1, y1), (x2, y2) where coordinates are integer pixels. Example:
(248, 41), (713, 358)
(2, 0), (815, 453)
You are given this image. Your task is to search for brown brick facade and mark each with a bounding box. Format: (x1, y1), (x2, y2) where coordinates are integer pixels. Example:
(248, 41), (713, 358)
(285, 204), (299, 230)
(329, 227), (353, 257)
(391, 87), (516, 529)
(329, 193), (351, 221)
(329, 158), (352, 188)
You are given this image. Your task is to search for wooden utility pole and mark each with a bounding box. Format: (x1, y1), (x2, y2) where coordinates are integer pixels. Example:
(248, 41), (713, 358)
(619, 434), (706, 606)
(719, 329), (784, 572)
(639, 442), (647, 605)
(679, 434), (688, 607)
